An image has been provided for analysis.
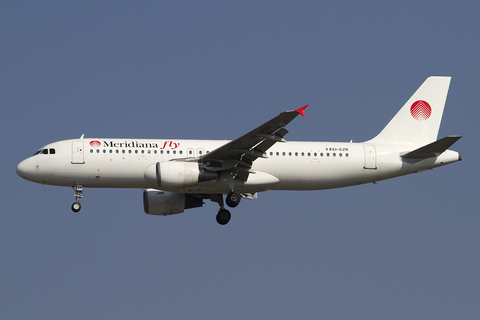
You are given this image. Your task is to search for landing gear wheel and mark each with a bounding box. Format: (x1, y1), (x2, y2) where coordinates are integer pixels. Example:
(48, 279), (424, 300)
(216, 209), (231, 225)
(71, 202), (81, 213)
(71, 185), (83, 213)
(226, 191), (241, 208)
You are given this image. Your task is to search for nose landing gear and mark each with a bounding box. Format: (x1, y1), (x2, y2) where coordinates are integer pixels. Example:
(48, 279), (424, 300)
(71, 185), (83, 213)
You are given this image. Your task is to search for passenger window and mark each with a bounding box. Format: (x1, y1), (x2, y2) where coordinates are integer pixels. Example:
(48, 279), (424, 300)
(129, 150), (132, 154)
(96, 149), (100, 153)
(141, 150), (144, 154)
(289, 152), (292, 156)
(116, 150), (119, 154)
(103, 149), (106, 153)
(327, 153), (330, 157)
(90, 149), (93, 153)
(135, 150), (138, 154)
(189, 150), (193, 155)
(276, 152), (279, 156)
(173, 150), (176, 154)
(179, 150), (183, 155)
(122, 150), (125, 154)
(314, 152), (317, 157)
(160, 150), (164, 154)
(346, 153), (349, 157)
(147, 150), (151, 154)
(109, 150), (113, 153)
(154, 150), (157, 154)
(49, 148), (55, 154)
(166, 150), (170, 154)
(295, 152), (298, 156)
(282, 152), (285, 156)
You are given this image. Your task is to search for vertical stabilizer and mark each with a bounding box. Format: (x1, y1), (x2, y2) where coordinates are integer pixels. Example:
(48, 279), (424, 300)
(367, 76), (451, 146)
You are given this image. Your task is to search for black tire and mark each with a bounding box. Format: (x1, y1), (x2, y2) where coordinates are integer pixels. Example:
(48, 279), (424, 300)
(71, 202), (81, 213)
(216, 209), (231, 225)
(225, 191), (241, 208)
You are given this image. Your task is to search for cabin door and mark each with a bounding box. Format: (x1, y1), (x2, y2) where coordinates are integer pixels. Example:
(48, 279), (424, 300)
(363, 145), (376, 169)
(72, 141), (85, 164)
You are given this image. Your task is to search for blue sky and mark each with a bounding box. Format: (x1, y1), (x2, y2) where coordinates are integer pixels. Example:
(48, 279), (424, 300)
(1, 1), (478, 319)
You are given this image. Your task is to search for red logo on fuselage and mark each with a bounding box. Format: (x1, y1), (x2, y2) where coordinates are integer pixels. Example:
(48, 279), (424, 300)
(90, 140), (101, 147)
(410, 100), (432, 121)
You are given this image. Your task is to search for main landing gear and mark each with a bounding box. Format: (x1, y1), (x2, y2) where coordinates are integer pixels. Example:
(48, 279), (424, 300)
(71, 185), (83, 213)
(225, 191), (241, 208)
(212, 191), (241, 225)
(216, 209), (231, 225)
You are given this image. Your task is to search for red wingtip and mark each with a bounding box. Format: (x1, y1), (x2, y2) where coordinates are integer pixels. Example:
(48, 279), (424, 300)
(295, 105), (308, 117)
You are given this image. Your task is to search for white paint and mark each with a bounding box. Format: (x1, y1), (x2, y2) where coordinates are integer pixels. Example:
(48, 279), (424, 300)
(16, 77), (461, 220)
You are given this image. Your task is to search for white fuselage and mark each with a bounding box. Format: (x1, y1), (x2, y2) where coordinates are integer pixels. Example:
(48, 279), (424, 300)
(16, 138), (460, 194)
(14, 77), (462, 223)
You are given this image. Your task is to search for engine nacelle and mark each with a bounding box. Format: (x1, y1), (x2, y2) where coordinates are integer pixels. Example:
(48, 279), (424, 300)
(144, 161), (217, 188)
(143, 189), (203, 215)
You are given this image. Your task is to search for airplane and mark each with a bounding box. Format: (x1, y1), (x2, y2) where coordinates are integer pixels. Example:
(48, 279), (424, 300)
(16, 76), (461, 225)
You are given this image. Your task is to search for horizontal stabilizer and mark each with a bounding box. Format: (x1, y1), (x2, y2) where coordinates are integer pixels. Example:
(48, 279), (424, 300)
(401, 136), (461, 159)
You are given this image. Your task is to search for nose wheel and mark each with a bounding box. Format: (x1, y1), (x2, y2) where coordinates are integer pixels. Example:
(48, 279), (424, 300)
(71, 185), (83, 213)
(72, 201), (81, 212)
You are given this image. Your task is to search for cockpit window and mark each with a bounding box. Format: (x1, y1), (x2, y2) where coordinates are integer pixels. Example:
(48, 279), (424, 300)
(33, 148), (55, 156)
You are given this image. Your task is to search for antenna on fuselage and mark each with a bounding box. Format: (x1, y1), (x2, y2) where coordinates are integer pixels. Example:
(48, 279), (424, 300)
(80, 134), (84, 139)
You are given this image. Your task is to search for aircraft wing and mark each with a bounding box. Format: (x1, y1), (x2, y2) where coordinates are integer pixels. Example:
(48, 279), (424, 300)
(199, 105), (308, 181)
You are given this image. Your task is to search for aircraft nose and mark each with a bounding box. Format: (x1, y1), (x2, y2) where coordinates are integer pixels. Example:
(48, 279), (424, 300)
(16, 159), (30, 180)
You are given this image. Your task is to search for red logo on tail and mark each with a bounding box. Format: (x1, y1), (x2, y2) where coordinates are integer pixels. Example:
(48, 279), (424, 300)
(410, 100), (431, 121)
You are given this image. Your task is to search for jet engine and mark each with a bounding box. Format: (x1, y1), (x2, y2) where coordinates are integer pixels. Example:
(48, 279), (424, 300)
(144, 161), (217, 188)
(143, 189), (203, 215)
